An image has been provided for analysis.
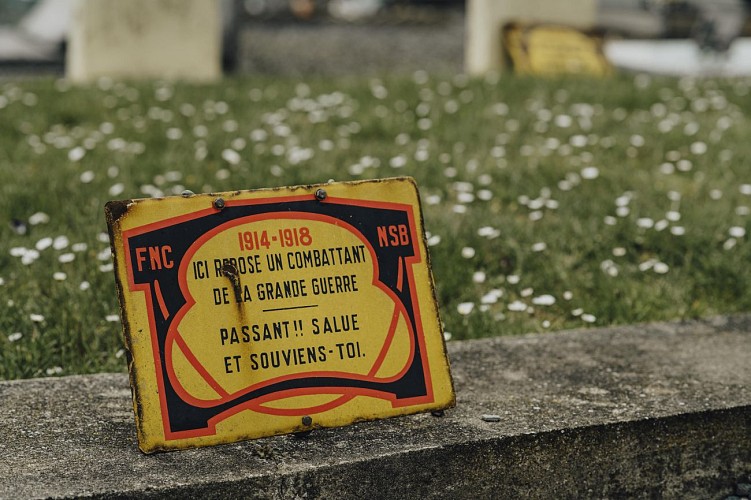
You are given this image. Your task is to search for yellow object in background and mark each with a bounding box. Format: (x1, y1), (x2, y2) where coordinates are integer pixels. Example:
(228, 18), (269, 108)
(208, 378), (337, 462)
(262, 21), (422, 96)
(503, 22), (612, 77)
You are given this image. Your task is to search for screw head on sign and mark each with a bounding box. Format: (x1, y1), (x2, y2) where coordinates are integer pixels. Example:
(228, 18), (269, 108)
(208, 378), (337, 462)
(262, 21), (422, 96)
(314, 189), (327, 201)
(213, 197), (225, 210)
(302, 415), (313, 426)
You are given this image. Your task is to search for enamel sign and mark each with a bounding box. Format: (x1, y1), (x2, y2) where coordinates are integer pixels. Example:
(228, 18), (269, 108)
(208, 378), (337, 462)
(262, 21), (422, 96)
(105, 177), (455, 453)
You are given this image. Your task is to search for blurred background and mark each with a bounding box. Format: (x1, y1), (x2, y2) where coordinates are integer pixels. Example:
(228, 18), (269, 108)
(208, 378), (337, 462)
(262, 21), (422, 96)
(2, 0), (751, 77)
(5, 0), (751, 378)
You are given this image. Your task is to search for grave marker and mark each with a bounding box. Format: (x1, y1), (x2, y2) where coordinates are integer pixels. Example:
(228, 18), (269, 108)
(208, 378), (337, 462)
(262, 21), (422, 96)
(466, 0), (597, 75)
(67, 0), (221, 83)
(105, 177), (455, 453)
(503, 22), (611, 77)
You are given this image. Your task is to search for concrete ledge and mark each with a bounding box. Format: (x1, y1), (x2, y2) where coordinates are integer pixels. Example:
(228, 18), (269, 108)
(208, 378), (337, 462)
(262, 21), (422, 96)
(1, 315), (749, 498)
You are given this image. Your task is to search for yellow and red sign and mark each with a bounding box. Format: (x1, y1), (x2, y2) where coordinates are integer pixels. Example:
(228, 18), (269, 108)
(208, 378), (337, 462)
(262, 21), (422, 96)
(105, 177), (454, 453)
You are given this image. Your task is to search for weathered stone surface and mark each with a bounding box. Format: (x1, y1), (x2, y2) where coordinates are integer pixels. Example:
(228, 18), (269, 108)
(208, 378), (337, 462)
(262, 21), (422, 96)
(0, 315), (749, 498)
(66, 0), (221, 83)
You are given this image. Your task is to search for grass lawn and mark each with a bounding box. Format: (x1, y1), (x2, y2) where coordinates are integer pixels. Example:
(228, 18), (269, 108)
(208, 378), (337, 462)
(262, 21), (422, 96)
(1, 71), (751, 380)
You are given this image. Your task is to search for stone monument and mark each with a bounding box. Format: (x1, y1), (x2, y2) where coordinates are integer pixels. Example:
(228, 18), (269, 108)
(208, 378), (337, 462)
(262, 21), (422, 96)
(67, 0), (221, 83)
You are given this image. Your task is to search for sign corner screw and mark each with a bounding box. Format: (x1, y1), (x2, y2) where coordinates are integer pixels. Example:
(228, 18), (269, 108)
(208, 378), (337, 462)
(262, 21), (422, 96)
(213, 197), (225, 210)
(314, 189), (327, 201)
